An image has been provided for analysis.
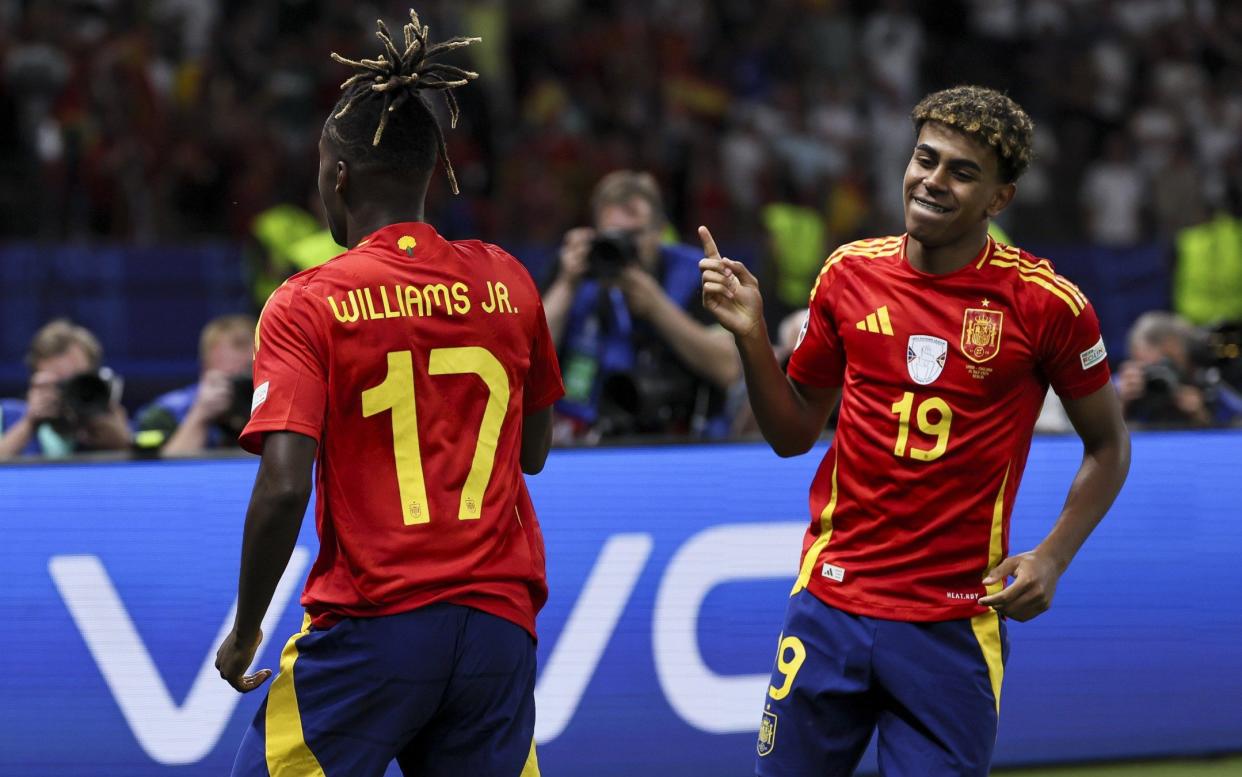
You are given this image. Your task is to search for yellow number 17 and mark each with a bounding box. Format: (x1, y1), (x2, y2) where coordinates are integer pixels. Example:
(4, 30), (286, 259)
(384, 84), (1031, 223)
(362, 347), (509, 526)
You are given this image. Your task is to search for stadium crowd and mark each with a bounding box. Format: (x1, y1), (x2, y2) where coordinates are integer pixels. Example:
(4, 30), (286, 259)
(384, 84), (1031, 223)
(1, 0), (1241, 455)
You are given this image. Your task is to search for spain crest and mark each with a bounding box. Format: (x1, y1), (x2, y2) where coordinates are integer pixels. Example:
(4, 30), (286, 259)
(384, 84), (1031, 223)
(961, 308), (1003, 363)
(757, 711), (778, 757)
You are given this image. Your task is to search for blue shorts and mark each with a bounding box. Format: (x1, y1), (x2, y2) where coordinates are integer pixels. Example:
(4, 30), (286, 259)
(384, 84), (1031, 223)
(756, 592), (1008, 777)
(231, 603), (540, 777)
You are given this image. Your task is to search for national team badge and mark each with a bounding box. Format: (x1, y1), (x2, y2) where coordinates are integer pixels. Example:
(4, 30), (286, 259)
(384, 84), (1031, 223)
(961, 308), (1004, 363)
(907, 335), (948, 385)
(757, 711), (778, 757)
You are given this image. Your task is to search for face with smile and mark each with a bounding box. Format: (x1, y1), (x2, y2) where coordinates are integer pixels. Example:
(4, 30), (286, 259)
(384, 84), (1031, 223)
(902, 121), (1015, 250)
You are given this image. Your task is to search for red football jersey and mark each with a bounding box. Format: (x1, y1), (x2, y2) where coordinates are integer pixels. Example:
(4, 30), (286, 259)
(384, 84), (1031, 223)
(240, 222), (564, 637)
(785, 235), (1111, 621)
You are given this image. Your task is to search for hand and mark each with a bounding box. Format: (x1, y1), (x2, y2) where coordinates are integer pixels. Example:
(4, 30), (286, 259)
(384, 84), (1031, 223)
(617, 263), (667, 320)
(1116, 361), (1144, 404)
(25, 371), (60, 422)
(215, 628), (272, 693)
(191, 370), (234, 422)
(557, 227), (594, 285)
(75, 403), (132, 451)
(1174, 384), (1210, 423)
(978, 550), (1063, 622)
(698, 225), (763, 339)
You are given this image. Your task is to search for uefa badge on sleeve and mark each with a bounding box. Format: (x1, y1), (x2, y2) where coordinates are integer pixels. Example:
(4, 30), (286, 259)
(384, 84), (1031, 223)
(757, 710), (778, 757)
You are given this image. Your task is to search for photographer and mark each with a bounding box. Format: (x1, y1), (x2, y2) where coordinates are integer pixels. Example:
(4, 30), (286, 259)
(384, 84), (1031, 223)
(542, 171), (740, 439)
(133, 314), (255, 455)
(0, 320), (131, 459)
(1117, 311), (1242, 427)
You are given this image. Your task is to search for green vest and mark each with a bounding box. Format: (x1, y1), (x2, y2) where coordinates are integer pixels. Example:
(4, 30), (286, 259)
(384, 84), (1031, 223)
(1174, 213), (1242, 325)
(762, 203), (827, 309)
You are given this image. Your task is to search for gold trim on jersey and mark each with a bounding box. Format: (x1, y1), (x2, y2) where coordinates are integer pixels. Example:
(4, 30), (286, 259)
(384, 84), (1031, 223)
(791, 457), (839, 595)
(807, 237), (902, 302)
(973, 462), (1011, 715)
(988, 244), (1087, 316)
(984, 464), (1010, 598)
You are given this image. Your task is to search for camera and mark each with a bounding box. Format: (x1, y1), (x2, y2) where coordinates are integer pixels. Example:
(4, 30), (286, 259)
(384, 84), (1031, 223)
(1141, 359), (1182, 397)
(219, 375), (255, 435)
(53, 368), (122, 435)
(586, 230), (639, 280)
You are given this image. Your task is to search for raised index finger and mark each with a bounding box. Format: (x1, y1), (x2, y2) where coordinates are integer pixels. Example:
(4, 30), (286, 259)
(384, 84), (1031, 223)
(698, 225), (721, 260)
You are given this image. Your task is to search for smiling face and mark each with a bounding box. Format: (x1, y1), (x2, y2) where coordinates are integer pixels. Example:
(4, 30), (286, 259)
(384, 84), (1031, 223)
(902, 121), (1016, 250)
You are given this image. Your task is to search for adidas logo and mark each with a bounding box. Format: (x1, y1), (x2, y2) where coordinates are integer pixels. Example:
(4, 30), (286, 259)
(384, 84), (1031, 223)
(855, 305), (894, 335)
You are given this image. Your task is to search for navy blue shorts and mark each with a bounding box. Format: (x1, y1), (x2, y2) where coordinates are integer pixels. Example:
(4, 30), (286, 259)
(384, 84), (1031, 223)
(756, 592), (1008, 777)
(231, 603), (540, 777)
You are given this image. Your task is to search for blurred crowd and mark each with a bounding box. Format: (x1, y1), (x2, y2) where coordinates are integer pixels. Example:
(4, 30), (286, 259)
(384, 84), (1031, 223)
(3, 0), (1242, 249)
(2, 0), (1242, 457)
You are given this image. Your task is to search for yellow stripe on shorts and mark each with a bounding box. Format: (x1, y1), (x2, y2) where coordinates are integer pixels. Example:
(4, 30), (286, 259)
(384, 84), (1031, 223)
(970, 611), (1005, 716)
(520, 738), (541, 777)
(265, 614), (326, 777)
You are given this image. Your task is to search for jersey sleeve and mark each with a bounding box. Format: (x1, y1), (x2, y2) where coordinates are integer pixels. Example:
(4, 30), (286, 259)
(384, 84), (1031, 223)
(239, 283), (330, 454)
(785, 263), (846, 387)
(524, 298), (565, 413)
(1039, 295), (1112, 400)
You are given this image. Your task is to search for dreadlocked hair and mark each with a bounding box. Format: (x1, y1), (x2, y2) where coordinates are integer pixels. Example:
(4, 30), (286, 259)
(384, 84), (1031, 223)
(911, 86), (1034, 183)
(326, 9), (481, 194)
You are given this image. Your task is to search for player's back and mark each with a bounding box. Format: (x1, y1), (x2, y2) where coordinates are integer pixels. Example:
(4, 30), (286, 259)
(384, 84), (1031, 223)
(243, 221), (562, 636)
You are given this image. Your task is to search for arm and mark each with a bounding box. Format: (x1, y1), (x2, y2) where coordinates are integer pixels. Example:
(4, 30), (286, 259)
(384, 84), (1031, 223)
(698, 226), (838, 455)
(979, 383), (1131, 620)
(0, 416), (36, 459)
(543, 227), (593, 347)
(162, 372), (232, 456)
(622, 266), (742, 390)
(0, 372), (58, 459)
(521, 406), (553, 474)
(215, 431), (317, 692)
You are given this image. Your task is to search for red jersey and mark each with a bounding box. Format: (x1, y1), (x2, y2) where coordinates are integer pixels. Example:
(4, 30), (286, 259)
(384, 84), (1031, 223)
(240, 222), (564, 637)
(785, 235), (1111, 621)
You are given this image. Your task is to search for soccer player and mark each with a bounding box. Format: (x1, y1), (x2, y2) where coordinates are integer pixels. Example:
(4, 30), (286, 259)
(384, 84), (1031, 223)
(700, 86), (1131, 776)
(214, 12), (561, 777)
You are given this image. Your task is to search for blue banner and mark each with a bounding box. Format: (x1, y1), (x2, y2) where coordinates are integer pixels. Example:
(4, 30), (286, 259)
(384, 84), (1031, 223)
(2, 432), (1240, 775)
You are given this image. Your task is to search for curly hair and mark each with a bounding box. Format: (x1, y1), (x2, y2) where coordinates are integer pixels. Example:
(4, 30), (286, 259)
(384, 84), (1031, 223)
(326, 9), (481, 194)
(911, 86), (1034, 183)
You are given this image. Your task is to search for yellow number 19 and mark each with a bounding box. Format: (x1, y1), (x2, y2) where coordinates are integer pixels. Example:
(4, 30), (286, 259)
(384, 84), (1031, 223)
(890, 392), (953, 462)
(362, 347), (509, 526)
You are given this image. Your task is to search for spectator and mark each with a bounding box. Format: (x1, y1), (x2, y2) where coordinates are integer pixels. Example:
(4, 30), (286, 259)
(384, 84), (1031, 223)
(1080, 131), (1147, 246)
(133, 314), (255, 455)
(1117, 311), (1242, 427)
(541, 170), (739, 439)
(0, 319), (131, 459)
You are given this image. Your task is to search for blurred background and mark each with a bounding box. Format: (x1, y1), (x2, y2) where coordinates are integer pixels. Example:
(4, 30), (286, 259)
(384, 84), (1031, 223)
(1, 1), (1240, 775)
(1, 0), (1241, 437)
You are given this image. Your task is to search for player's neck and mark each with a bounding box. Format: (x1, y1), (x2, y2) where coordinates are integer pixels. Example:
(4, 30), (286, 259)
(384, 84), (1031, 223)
(346, 204), (427, 247)
(905, 226), (989, 275)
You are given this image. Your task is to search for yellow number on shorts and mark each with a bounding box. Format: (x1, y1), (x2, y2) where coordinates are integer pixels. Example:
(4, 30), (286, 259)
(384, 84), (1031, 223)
(767, 634), (807, 701)
(362, 347), (510, 526)
(890, 391), (954, 462)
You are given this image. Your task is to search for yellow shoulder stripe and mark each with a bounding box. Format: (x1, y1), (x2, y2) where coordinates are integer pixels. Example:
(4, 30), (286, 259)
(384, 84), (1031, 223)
(991, 247), (1087, 307)
(991, 260), (1083, 315)
(807, 236), (902, 301)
